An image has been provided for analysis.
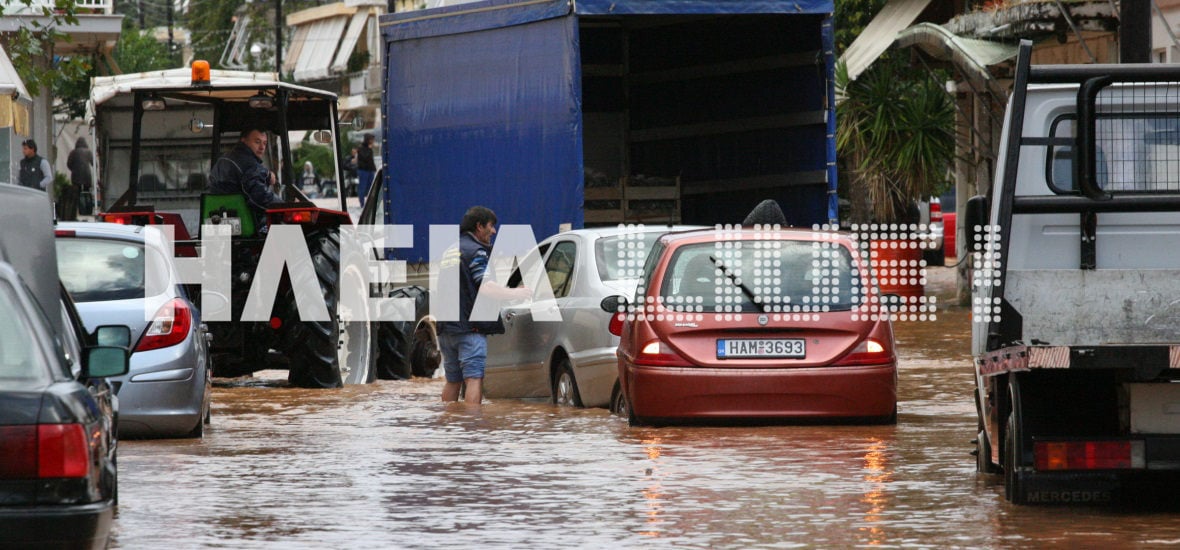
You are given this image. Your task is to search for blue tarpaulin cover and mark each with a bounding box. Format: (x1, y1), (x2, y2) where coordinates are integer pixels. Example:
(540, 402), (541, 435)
(381, 0), (836, 261)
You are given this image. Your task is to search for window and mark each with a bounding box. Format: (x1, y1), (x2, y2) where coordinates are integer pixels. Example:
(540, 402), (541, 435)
(55, 238), (170, 302)
(660, 240), (863, 313)
(1047, 112), (1180, 193)
(595, 231), (667, 282)
(0, 282), (49, 382)
(544, 241), (577, 299)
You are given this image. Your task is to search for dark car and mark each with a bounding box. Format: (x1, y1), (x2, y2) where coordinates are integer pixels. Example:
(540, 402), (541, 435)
(609, 227), (897, 426)
(0, 184), (130, 548)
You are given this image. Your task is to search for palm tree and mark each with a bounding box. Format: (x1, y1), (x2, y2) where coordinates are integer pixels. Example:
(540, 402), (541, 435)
(837, 55), (955, 224)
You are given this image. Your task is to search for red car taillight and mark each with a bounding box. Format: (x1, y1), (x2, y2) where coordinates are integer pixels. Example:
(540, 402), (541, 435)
(608, 313), (625, 336)
(1034, 440), (1145, 471)
(136, 298), (192, 352)
(634, 340), (693, 366)
(833, 339), (893, 366)
(0, 424), (91, 479)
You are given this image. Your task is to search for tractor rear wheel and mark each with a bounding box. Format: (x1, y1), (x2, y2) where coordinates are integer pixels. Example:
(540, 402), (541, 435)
(283, 228), (376, 388)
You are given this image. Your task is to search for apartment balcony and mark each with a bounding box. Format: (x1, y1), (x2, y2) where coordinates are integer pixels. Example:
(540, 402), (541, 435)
(1, 0), (114, 15)
(0, 0), (121, 54)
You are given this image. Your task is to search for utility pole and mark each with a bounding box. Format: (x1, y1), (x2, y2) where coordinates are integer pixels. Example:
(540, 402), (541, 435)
(1119, 0), (1150, 63)
(275, 0), (283, 75)
(166, 0), (174, 60)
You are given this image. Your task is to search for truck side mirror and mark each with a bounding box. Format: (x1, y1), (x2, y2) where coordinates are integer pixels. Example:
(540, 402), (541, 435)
(965, 195), (990, 251)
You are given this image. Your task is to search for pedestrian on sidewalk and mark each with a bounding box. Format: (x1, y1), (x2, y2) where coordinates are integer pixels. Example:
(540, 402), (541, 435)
(18, 139), (52, 191)
(438, 206), (530, 404)
(65, 137), (94, 220)
(356, 134), (377, 207)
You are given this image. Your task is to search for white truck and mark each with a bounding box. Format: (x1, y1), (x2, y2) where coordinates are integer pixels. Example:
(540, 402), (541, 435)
(970, 40), (1180, 504)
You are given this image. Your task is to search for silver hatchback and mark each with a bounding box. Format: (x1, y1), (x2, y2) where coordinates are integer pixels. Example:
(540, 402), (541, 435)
(484, 225), (700, 408)
(54, 222), (212, 438)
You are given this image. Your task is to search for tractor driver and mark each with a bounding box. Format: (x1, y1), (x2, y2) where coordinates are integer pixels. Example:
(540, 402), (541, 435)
(207, 128), (282, 220)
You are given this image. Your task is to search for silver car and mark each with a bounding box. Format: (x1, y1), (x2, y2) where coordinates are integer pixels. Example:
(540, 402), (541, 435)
(54, 222), (212, 438)
(485, 225), (700, 408)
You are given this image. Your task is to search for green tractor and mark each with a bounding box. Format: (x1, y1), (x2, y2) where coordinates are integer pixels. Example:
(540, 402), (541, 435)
(89, 62), (377, 388)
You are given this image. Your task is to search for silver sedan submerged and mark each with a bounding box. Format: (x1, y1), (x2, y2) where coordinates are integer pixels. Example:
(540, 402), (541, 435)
(484, 225), (701, 408)
(55, 222), (212, 438)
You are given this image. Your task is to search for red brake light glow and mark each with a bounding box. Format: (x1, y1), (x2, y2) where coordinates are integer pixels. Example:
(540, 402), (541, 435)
(284, 210), (317, 224)
(136, 298), (192, 352)
(1034, 440), (1145, 471)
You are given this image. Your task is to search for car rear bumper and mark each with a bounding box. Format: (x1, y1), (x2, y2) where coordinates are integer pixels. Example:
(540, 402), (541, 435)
(568, 347), (620, 408)
(624, 362), (897, 421)
(117, 373), (204, 438)
(0, 499), (113, 548)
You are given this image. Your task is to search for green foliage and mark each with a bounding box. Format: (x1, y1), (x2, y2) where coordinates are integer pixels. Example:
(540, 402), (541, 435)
(185, 0), (322, 73)
(834, 0), (887, 54)
(114, 17), (178, 73)
(184, 0), (242, 69)
(293, 142), (334, 178)
(837, 56), (955, 223)
(346, 50), (371, 73)
(3, 0), (87, 97)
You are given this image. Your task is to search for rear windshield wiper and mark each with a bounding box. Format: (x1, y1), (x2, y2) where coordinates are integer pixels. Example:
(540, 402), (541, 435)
(709, 255), (766, 313)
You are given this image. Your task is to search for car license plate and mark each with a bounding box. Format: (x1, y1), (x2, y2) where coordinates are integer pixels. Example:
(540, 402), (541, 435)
(716, 338), (805, 359)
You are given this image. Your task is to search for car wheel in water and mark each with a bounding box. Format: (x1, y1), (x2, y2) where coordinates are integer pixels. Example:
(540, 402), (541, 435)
(552, 357), (582, 407)
(610, 382), (627, 416)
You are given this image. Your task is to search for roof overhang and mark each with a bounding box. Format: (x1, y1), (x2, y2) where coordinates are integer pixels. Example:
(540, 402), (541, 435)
(894, 22), (1019, 102)
(839, 0), (933, 83)
(0, 15), (122, 55)
(944, 0), (1117, 40)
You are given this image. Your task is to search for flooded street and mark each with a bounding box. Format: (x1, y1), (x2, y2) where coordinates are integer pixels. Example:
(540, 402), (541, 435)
(111, 269), (1180, 548)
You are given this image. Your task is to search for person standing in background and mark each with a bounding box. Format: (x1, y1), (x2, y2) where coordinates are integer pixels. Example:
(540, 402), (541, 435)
(356, 134), (377, 207)
(18, 139), (52, 191)
(64, 137), (93, 221)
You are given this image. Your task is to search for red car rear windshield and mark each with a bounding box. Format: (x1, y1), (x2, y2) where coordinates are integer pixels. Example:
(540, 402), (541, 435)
(659, 240), (864, 313)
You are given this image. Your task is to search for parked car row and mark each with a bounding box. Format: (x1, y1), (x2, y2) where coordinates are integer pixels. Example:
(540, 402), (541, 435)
(1, 184), (218, 547)
(0, 185), (133, 548)
(477, 206), (900, 426)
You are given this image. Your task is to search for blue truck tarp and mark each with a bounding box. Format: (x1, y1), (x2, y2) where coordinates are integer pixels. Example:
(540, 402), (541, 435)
(380, 0), (837, 262)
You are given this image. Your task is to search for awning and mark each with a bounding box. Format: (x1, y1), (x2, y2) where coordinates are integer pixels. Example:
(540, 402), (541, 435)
(894, 22), (1019, 101)
(332, 9), (373, 74)
(292, 15), (350, 81)
(838, 0), (932, 82)
(0, 43), (31, 136)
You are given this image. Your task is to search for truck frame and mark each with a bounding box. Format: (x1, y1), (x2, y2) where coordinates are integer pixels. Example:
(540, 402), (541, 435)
(971, 40), (1180, 504)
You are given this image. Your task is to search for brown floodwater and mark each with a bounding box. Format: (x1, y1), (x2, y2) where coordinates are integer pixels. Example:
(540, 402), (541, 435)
(110, 270), (1180, 548)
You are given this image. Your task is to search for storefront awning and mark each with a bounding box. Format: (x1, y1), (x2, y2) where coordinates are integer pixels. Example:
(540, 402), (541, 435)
(332, 9), (373, 74)
(291, 15), (350, 81)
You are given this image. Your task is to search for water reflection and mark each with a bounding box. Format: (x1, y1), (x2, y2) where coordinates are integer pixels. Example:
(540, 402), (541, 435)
(108, 271), (1180, 548)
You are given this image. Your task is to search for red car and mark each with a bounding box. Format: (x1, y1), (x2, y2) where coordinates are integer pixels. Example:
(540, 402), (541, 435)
(606, 227), (897, 425)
